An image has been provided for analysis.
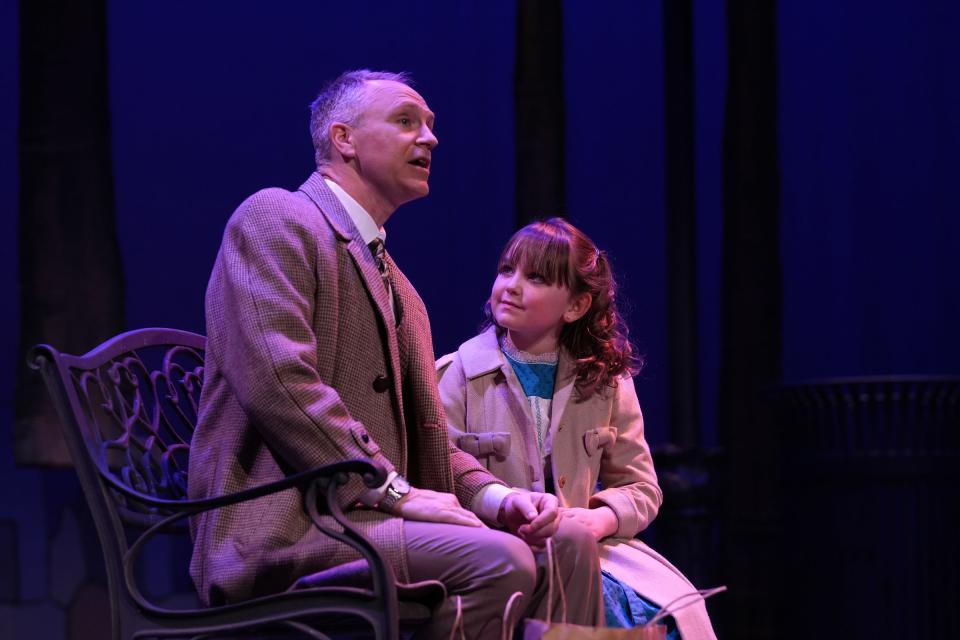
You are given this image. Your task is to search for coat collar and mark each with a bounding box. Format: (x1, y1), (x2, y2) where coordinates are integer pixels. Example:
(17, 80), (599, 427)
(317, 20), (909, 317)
(458, 327), (506, 379)
(298, 171), (357, 242)
(459, 327), (578, 390)
(297, 171), (394, 321)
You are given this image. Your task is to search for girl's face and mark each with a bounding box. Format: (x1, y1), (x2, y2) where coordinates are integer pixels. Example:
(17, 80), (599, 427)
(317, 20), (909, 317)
(490, 260), (587, 353)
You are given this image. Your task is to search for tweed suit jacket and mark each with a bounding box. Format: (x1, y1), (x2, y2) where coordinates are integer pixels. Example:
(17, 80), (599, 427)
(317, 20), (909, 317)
(188, 172), (501, 606)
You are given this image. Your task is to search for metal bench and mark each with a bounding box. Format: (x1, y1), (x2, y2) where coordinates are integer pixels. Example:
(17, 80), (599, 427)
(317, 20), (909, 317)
(28, 327), (441, 640)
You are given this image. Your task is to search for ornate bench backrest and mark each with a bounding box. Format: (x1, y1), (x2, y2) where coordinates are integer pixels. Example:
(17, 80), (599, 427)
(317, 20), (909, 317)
(30, 328), (206, 530)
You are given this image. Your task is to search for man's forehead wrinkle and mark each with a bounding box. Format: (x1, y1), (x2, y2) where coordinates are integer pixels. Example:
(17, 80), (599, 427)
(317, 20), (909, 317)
(363, 80), (433, 118)
(390, 98), (435, 120)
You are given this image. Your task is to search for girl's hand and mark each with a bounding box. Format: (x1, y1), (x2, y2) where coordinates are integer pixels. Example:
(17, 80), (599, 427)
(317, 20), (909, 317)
(559, 506), (618, 541)
(500, 491), (560, 550)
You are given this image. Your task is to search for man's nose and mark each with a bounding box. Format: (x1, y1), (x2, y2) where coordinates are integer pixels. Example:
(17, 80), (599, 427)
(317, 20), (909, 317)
(418, 124), (438, 149)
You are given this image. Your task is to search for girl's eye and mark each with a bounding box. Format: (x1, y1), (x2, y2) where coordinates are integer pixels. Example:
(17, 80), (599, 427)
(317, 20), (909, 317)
(498, 264), (514, 275)
(527, 272), (545, 283)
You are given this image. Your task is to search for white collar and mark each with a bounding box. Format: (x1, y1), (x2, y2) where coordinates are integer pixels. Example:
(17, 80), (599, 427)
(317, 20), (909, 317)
(499, 332), (559, 365)
(324, 178), (386, 246)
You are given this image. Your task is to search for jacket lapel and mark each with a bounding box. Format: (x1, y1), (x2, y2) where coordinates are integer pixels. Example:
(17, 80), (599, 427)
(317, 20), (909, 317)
(547, 351), (577, 446)
(460, 330), (531, 424)
(298, 173), (396, 329)
(459, 328), (545, 489)
(297, 173), (407, 435)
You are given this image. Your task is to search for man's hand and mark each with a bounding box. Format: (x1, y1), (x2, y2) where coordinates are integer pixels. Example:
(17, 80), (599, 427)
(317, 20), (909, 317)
(499, 491), (559, 550)
(393, 487), (485, 528)
(559, 506), (618, 541)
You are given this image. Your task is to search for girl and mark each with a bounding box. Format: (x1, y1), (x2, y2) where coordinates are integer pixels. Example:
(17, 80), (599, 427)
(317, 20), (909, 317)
(437, 218), (716, 639)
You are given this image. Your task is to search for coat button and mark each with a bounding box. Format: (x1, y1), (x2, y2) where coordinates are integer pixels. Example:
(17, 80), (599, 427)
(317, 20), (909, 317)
(558, 475), (566, 489)
(372, 375), (391, 393)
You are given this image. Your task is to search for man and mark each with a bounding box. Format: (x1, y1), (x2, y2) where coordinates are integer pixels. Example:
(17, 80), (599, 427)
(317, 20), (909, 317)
(188, 69), (602, 638)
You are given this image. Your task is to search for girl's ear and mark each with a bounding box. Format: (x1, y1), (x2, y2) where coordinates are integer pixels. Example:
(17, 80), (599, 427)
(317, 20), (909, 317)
(329, 122), (356, 159)
(563, 293), (592, 323)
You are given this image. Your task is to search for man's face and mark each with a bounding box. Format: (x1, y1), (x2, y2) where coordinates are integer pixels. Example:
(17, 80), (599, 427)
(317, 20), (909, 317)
(348, 80), (438, 210)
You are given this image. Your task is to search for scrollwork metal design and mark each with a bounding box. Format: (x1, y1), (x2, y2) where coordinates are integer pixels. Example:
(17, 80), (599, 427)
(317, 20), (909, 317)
(69, 343), (204, 517)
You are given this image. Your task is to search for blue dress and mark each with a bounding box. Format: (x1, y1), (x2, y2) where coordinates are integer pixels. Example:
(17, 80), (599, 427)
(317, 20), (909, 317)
(601, 571), (679, 636)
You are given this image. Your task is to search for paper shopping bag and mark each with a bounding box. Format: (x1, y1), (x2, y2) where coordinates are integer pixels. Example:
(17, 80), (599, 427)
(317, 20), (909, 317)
(518, 540), (724, 640)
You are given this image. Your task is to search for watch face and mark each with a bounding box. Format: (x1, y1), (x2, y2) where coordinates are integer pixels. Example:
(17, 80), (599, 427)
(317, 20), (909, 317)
(392, 475), (411, 494)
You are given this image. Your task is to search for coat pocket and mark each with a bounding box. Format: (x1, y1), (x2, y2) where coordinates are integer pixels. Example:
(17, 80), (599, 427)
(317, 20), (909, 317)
(582, 426), (618, 457)
(457, 432), (511, 462)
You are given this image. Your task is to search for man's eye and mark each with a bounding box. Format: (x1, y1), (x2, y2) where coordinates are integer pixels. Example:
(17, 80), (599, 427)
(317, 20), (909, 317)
(399, 117), (412, 126)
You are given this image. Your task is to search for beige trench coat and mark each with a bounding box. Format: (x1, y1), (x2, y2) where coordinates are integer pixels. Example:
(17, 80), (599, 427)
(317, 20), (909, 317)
(189, 173), (500, 605)
(437, 328), (716, 639)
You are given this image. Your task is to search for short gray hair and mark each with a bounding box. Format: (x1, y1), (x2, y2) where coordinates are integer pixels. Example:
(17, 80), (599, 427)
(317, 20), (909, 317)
(309, 69), (413, 166)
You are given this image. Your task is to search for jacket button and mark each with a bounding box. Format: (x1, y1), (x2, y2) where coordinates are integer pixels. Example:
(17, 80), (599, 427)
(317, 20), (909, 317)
(361, 433), (370, 443)
(558, 475), (566, 489)
(372, 375), (391, 393)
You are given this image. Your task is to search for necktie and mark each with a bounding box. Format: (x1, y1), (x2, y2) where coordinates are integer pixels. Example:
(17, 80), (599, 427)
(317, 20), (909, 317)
(368, 238), (390, 292)
(368, 238), (398, 324)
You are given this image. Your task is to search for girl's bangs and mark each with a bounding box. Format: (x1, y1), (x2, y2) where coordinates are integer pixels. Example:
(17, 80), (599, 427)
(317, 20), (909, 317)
(499, 227), (572, 288)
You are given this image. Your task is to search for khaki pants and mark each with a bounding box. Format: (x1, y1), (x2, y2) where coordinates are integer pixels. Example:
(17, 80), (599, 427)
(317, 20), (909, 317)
(406, 517), (603, 640)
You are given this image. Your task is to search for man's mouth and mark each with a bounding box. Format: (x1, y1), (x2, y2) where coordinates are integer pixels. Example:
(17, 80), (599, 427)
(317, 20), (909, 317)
(409, 158), (430, 169)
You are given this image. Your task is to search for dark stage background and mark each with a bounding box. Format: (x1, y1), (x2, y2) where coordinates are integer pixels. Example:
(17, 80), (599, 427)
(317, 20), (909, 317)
(2, 1), (958, 638)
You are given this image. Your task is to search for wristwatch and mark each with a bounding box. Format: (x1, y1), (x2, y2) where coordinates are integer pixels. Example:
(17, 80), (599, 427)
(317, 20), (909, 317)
(379, 474), (411, 513)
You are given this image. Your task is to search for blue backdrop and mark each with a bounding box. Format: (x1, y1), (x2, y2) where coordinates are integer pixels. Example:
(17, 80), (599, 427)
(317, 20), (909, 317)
(1, 0), (958, 609)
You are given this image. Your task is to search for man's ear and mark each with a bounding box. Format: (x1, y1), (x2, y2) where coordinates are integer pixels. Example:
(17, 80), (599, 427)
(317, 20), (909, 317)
(563, 293), (592, 323)
(329, 122), (355, 159)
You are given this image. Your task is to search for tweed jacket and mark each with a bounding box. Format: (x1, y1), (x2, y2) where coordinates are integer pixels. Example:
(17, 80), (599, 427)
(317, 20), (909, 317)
(437, 328), (717, 640)
(188, 172), (500, 606)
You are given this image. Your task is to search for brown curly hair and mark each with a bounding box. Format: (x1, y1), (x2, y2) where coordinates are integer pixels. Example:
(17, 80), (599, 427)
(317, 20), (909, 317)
(482, 217), (642, 401)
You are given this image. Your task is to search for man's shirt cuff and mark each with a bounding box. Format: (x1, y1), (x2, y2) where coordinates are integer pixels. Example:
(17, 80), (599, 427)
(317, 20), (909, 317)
(360, 470), (399, 508)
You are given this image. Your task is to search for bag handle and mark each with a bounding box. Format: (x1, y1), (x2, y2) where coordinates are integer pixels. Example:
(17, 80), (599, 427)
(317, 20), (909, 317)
(642, 585), (727, 628)
(449, 595), (466, 640)
(545, 538), (569, 624)
(501, 591), (524, 640)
